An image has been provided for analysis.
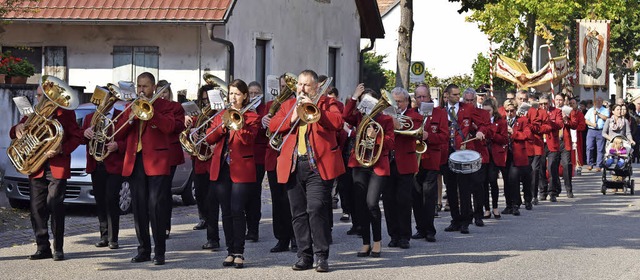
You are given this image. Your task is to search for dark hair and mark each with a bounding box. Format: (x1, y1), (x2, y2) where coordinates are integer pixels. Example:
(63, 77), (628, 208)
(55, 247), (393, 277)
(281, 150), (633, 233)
(197, 84), (215, 108)
(482, 98), (501, 120)
(328, 87), (339, 97)
(229, 79), (250, 106)
(555, 93), (566, 100)
(300, 70), (319, 83)
(360, 88), (380, 101)
(318, 75), (328, 84)
(444, 84), (459, 94)
(248, 81), (262, 91)
(137, 72), (156, 85)
(156, 80), (173, 101)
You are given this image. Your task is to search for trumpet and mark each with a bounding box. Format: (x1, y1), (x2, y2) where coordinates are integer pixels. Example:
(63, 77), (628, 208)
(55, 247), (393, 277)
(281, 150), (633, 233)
(266, 73), (297, 149)
(195, 95), (263, 146)
(268, 77), (333, 151)
(355, 89), (396, 167)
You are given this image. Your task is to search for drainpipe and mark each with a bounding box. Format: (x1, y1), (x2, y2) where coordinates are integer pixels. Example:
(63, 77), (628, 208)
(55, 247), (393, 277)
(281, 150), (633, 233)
(207, 23), (234, 83)
(359, 38), (376, 83)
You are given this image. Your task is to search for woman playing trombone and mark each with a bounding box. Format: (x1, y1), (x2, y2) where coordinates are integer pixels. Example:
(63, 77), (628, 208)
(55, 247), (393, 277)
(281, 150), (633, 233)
(204, 79), (260, 268)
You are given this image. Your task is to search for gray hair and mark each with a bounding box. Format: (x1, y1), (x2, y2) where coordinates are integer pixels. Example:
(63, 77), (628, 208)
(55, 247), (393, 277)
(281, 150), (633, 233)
(391, 87), (410, 102)
(463, 88), (476, 98)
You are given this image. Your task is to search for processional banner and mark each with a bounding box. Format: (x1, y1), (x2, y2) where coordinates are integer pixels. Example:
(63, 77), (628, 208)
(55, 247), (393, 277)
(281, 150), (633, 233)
(576, 19), (610, 87)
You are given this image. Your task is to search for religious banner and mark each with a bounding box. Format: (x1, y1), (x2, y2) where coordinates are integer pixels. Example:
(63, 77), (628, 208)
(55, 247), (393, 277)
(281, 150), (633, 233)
(494, 55), (570, 89)
(576, 19), (610, 87)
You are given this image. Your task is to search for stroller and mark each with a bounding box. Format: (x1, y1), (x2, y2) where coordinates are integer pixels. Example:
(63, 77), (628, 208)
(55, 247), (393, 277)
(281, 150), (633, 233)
(601, 135), (635, 195)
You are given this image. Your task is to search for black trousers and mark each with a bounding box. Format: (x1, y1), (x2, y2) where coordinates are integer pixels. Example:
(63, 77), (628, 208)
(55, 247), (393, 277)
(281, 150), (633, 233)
(130, 153), (171, 257)
(529, 155), (542, 198)
(560, 141), (573, 193)
(539, 146), (550, 195)
(163, 165), (177, 233)
(287, 156), (333, 260)
(484, 161), (506, 210)
(246, 164), (265, 236)
(472, 164), (487, 219)
(267, 170), (293, 243)
(29, 167), (67, 252)
(90, 163), (123, 243)
(335, 167), (354, 215)
(382, 161), (413, 242)
(197, 172), (219, 242)
(352, 167), (386, 245)
(543, 145), (561, 196)
(213, 162), (252, 255)
(507, 153), (532, 207)
(442, 163), (474, 226)
(414, 168), (438, 236)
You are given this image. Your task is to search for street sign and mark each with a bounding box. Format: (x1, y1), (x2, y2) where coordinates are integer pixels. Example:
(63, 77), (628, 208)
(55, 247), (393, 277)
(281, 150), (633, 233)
(410, 61), (425, 83)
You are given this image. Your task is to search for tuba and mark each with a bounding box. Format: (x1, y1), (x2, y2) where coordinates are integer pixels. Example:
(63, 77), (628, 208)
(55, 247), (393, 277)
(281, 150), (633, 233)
(179, 104), (218, 161)
(88, 84), (127, 161)
(355, 90), (396, 167)
(7, 75), (79, 175)
(266, 73), (297, 149)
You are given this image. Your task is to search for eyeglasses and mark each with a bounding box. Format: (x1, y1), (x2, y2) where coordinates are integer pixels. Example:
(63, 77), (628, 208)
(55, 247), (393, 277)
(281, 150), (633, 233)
(505, 109), (515, 113)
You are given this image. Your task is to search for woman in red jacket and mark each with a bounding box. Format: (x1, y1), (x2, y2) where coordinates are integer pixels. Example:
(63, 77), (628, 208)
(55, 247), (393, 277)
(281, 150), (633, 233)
(205, 79), (260, 268)
(481, 99), (509, 219)
(343, 85), (394, 258)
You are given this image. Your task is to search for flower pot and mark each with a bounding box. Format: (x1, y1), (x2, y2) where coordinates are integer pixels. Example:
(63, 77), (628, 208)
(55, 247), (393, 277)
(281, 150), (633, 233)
(0, 74), (5, 84)
(7, 76), (28, 84)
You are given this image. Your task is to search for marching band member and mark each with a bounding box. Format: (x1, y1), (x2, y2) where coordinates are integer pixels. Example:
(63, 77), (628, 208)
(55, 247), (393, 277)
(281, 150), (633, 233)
(503, 100), (532, 214)
(81, 89), (126, 250)
(157, 80), (187, 239)
(538, 93), (563, 202)
(554, 93), (580, 199)
(481, 98), (508, 218)
(384, 87), (421, 249)
(344, 85), (394, 258)
(269, 70), (344, 272)
(114, 72), (177, 265)
(205, 79), (260, 268)
(568, 97), (587, 174)
(523, 92), (549, 207)
(246, 81), (265, 242)
(413, 84), (448, 242)
(10, 85), (82, 261)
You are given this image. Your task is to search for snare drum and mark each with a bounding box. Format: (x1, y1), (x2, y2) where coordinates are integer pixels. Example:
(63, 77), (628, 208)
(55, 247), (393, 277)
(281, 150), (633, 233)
(448, 150), (482, 174)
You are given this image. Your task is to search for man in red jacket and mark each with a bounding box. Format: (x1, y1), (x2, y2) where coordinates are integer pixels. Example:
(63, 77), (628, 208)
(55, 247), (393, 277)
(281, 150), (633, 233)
(269, 70), (344, 272)
(113, 72), (177, 265)
(539, 94), (564, 202)
(10, 85), (82, 261)
(553, 93), (580, 198)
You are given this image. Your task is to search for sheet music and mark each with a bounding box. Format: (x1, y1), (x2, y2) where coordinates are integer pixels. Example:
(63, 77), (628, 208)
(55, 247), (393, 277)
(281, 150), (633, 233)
(207, 89), (225, 110)
(181, 101), (201, 117)
(419, 102), (434, 117)
(561, 105), (573, 117)
(357, 94), (378, 116)
(117, 81), (136, 99)
(267, 75), (280, 97)
(13, 96), (34, 116)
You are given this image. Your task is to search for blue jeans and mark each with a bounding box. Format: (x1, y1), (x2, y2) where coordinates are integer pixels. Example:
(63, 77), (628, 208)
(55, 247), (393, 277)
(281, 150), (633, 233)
(586, 129), (605, 167)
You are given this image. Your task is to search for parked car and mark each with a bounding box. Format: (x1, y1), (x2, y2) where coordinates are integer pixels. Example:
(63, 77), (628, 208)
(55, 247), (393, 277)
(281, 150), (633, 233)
(2, 103), (195, 214)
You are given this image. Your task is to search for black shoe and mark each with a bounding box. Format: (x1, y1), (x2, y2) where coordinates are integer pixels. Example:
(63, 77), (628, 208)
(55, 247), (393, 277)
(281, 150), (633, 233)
(444, 223), (461, 232)
(270, 241), (289, 253)
(193, 220), (207, 230)
(398, 239), (410, 249)
(501, 207), (513, 215)
(202, 240), (220, 250)
(512, 207), (521, 216)
(346, 226), (361, 235)
(444, 204), (450, 211)
(131, 254), (151, 263)
(153, 255), (165, 265)
(411, 232), (425, 239)
(292, 257), (313, 271)
(165, 230), (171, 239)
(108, 242), (119, 249)
(290, 239), (298, 252)
(340, 213), (350, 221)
(460, 224), (470, 234)
(567, 192), (574, 198)
(550, 195), (557, 202)
(95, 240), (109, 247)
(233, 254), (244, 269)
(532, 197), (539, 205)
(223, 255), (235, 267)
(539, 194), (547, 201)
(315, 257), (329, 272)
(474, 218), (485, 227)
(356, 245), (371, 257)
(29, 250), (53, 260)
(53, 251), (64, 261)
(436, 204), (442, 212)
(425, 234), (436, 242)
(387, 239), (399, 247)
(525, 202), (533, 210)
(245, 233), (259, 242)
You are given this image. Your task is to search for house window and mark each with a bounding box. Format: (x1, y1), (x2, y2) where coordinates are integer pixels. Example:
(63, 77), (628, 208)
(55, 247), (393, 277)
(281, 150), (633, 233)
(328, 47), (339, 87)
(255, 39), (269, 89)
(1, 46), (43, 75)
(44, 47), (67, 81)
(113, 46), (159, 83)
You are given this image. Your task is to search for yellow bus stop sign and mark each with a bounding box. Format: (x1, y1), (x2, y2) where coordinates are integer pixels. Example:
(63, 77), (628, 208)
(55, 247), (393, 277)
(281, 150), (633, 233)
(410, 61), (425, 83)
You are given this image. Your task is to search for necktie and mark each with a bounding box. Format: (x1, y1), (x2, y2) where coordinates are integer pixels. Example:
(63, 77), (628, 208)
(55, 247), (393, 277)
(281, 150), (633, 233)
(297, 123), (308, 155)
(508, 118), (515, 128)
(449, 106), (457, 120)
(136, 120), (145, 152)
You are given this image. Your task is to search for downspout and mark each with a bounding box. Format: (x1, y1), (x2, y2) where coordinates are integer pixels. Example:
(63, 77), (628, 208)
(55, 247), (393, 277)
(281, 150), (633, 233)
(359, 38), (376, 83)
(207, 23), (234, 83)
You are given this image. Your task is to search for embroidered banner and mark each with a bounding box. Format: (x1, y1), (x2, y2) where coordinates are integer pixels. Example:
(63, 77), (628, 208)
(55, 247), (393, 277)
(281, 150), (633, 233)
(576, 19), (610, 86)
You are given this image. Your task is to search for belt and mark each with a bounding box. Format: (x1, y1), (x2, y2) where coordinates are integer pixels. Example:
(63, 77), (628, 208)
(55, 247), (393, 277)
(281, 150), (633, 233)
(589, 128), (602, 131)
(298, 154), (309, 161)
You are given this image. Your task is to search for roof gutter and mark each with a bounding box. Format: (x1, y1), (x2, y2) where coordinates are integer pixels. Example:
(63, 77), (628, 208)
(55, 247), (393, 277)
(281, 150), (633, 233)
(359, 38), (376, 83)
(206, 0), (237, 83)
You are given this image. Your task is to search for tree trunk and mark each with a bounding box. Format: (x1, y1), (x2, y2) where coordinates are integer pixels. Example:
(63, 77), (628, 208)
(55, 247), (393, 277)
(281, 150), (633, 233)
(395, 0), (413, 89)
(614, 67), (624, 101)
(523, 12), (536, 70)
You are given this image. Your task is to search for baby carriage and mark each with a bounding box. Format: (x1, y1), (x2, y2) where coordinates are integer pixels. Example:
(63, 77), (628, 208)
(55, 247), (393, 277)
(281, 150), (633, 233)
(601, 135), (634, 195)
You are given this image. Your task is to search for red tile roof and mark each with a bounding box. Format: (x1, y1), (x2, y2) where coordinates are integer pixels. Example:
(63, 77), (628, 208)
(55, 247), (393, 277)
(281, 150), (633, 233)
(4, 0), (235, 23)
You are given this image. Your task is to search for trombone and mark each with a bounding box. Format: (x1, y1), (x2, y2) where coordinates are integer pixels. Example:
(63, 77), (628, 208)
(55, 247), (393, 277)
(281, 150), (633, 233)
(268, 77), (333, 151)
(194, 95), (263, 146)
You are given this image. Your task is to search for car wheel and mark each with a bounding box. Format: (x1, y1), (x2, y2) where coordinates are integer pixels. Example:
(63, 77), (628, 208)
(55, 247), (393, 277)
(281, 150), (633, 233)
(8, 198), (28, 209)
(180, 171), (196, 206)
(119, 180), (132, 215)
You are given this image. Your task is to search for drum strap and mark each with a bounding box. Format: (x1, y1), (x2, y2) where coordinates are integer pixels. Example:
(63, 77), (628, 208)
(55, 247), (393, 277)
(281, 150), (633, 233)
(447, 108), (466, 150)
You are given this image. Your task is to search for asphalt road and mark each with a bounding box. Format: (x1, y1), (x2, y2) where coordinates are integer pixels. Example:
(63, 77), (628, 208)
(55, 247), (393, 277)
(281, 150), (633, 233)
(1, 167), (640, 280)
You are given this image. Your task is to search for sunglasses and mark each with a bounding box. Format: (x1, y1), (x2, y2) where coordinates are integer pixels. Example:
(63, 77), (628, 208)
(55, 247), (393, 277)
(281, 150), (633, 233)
(505, 109), (515, 113)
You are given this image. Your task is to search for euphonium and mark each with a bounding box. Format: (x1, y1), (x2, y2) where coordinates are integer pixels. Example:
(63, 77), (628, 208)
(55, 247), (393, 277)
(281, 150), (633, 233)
(355, 90), (396, 167)
(180, 105), (217, 161)
(88, 84), (127, 161)
(395, 126), (427, 153)
(7, 75), (79, 175)
(266, 73), (297, 149)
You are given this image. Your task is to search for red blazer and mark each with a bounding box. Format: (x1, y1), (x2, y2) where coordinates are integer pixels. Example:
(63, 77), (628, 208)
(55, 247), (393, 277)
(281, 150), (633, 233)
(470, 107), (492, 164)
(510, 116), (532, 166)
(394, 108), (423, 174)
(205, 109), (260, 183)
(561, 110), (581, 151)
(263, 101), (278, 172)
(114, 98), (176, 177)
(526, 107), (550, 156)
(445, 102), (490, 152)
(270, 95), (345, 183)
(193, 156), (212, 175)
(81, 111), (126, 175)
(168, 101), (186, 167)
(9, 109), (82, 180)
(498, 106), (507, 118)
(489, 117), (509, 167)
(253, 102), (268, 166)
(542, 107), (564, 152)
(343, 99), (395, 176)
(420, 107), (449, 171)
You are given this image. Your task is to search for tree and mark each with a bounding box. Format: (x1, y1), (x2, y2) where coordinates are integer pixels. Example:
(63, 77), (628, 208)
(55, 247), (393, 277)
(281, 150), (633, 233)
(395, 0), (413, 89)
(471, 52), (513, 91)
(361, 52), (388, 94)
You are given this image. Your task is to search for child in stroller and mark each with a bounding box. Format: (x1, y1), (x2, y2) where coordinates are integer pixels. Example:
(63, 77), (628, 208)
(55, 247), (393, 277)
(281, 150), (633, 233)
(605, 137), (627, 170)
(601, 135), (635, 194)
